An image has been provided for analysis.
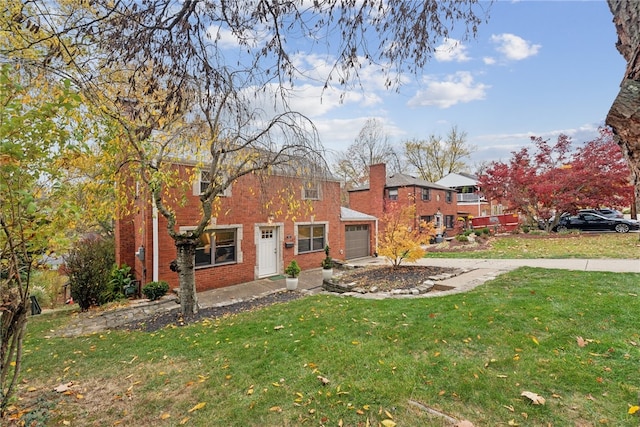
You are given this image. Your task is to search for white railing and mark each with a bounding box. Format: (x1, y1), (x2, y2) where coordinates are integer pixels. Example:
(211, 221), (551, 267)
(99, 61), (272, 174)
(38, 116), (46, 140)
(457, 193), (484, 203)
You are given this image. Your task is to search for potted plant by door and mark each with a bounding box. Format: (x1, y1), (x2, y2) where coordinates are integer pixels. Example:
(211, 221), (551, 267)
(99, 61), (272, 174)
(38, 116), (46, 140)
(285, 259), (301, 290)
(321, 245), (333, 281)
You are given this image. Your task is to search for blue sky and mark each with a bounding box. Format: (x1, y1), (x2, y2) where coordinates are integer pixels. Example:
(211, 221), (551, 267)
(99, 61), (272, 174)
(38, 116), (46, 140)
(281, 0), (626, 168)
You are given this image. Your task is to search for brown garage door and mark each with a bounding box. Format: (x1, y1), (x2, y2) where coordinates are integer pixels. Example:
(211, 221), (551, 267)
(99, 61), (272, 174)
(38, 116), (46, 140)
(345, 225), (369, 259)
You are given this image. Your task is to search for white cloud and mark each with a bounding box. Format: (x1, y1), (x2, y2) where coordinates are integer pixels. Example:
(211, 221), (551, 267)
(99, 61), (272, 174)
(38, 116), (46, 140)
(483, 57), (496, 65)
(407, 72), (489, 109)
(490, 33), (541, 61)
(434, 38), (471, 62)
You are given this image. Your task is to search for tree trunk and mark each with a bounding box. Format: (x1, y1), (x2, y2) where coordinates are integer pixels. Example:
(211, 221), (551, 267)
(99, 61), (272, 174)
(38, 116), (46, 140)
(174, 238), (199, 316)
(606, 0), (640, 221)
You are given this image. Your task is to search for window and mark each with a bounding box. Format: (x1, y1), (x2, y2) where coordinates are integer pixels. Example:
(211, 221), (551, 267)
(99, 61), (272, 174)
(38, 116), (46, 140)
(420, 215), (434, 224)
(445, 215), (455, 229)
(194, 169), (231, 197)
(387, 188), (398, 200)
(303, 184), (320, 200)
(200, 170), (211, 194)
(195, 228), (237, 267)
(421, 188), (431, 201)
(297, 224), (325, 253)
(445, 191), (453, 203)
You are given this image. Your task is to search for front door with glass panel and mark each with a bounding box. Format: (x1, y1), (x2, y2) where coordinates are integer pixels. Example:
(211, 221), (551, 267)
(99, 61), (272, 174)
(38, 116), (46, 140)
(258, 227), (278, 277)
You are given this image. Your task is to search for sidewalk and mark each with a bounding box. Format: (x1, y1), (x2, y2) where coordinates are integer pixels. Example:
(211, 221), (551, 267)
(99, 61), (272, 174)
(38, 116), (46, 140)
(196, 268), (324, 308)
(197, 256), (639, 308)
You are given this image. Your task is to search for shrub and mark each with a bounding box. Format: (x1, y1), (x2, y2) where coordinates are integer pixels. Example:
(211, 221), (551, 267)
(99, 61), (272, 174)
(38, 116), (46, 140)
(65, 235), (115, 311)
(321, 245), (333, 269)
(285, 260), (301, 278)
(142, 281), (169, 301)
(109, 264), (134, 297)
(455, 235), (469, 243)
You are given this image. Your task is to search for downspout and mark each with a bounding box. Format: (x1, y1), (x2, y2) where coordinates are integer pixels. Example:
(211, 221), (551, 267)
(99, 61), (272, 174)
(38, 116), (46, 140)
(374, 218), (379, 256)
(152, 199), (159, 282)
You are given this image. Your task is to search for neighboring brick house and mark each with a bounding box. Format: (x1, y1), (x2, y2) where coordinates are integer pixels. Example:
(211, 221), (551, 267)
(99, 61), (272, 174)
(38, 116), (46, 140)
(348, 163), (459, 239)
(436, 172), (495, 218)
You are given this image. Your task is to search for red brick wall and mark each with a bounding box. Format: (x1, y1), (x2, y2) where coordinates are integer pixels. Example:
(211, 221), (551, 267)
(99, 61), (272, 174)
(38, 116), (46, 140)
(347, 163), (459, 236)
(117, 163), (343, 292)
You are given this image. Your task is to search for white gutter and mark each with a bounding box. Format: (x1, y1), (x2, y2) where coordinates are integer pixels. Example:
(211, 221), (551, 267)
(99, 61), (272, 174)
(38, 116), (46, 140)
(152, 200), (159, 282)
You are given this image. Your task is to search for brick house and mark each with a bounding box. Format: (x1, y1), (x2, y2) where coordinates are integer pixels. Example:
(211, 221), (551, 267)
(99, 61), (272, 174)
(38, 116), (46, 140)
(348, 163), (459, 240)
(115, 161), (376, 292)
(436, 172), (495, 218)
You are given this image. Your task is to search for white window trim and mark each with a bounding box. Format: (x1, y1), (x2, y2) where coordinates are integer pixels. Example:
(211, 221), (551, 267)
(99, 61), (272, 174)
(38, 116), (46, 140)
(294, 221), (328, 255)
(192, 169), (232, 197)
(179, 224), (243, 267)
(302, 183), (321, 200)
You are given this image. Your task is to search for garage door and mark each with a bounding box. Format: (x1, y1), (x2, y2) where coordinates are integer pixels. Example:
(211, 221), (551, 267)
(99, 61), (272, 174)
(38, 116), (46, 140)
(345, 225), (369, 259)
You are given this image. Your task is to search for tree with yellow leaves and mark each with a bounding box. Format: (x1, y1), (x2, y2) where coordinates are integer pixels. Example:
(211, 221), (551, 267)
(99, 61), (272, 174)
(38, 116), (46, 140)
(377, 203), (436, 269)
(0, 64), (82, 414)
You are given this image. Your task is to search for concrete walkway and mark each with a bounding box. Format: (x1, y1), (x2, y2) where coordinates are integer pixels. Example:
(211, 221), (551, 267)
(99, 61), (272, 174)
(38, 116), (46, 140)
(53, 257), (639, 337)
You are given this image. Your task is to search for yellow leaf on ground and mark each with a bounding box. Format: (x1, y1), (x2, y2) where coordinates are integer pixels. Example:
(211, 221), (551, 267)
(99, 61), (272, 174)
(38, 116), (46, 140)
(160, 413), (171, 420)
(628, 405), (639, 414)
(269, 406), (282, 412)
(179, 417), (190, 425)
(381, 420), (396, 427)
(188, 402), (206, 413)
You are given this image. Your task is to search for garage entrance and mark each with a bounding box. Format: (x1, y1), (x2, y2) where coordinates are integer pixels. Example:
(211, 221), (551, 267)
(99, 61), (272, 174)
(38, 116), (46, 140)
(345, 225), (370, 259)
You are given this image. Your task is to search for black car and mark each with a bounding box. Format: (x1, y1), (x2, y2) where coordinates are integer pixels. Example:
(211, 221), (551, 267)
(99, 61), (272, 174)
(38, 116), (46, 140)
(578, 208), (624, 219)
(554, 212), (639, 233)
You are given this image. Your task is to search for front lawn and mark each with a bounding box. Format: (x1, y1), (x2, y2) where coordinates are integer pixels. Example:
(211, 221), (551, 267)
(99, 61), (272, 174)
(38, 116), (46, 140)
(426, 233), (640, 259)
(15, 267), (640, 426)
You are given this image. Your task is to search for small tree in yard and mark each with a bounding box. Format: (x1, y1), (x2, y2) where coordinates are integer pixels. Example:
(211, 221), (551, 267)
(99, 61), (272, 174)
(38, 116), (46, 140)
(378, 203), (436, 269)
(0, 65), (81, 414)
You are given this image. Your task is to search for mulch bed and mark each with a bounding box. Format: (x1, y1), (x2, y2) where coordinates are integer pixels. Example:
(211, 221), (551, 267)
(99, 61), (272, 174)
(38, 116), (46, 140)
(115, 291), (304, 333)
(332, 265), (458, 292)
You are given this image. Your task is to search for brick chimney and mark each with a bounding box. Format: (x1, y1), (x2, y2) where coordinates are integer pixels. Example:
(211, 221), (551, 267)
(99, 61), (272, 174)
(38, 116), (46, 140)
(368, 163), (386, 220)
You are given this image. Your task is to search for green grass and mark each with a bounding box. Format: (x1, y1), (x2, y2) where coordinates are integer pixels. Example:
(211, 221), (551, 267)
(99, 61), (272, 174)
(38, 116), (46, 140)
(426, 233), (640, 259)
(16, 267), (640, 426)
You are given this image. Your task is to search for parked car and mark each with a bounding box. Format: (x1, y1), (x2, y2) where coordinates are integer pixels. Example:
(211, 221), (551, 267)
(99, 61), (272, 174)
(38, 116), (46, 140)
(578, 208), (624, 219)
(554, 212), (639, 233)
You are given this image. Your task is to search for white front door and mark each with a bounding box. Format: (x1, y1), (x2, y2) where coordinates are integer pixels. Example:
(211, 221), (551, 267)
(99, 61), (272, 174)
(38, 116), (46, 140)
(258, 227), (278, 277)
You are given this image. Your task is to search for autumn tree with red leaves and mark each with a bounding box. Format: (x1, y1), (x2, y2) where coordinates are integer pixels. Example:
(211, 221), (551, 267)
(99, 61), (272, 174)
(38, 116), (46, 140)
(478, 129), (633, 232)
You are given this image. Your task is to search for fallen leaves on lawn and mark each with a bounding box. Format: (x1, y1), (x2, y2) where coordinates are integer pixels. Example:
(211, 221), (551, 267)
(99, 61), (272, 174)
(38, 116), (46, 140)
(521, 391), (546, 405)
(317, 375), (330, 385)
(188, 402), (206, 413)
(54, 382), (74, 393)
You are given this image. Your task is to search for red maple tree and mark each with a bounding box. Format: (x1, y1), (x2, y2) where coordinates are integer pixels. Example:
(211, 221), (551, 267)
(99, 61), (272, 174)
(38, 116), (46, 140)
(478, 128), (633, 231)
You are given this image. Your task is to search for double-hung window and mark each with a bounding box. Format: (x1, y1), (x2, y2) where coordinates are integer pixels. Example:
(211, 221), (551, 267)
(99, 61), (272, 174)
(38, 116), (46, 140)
(195, 229), (237, 267)
(297, 224), (325, 253)
(445, 191), (453, 203)
(387, 188), (398, 200)
(193, 169), (231, 197)
(303, 183), (320, 200)
(421, 188), (431, 201)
